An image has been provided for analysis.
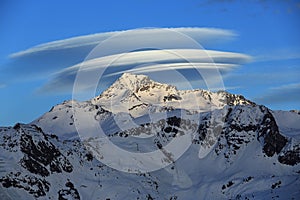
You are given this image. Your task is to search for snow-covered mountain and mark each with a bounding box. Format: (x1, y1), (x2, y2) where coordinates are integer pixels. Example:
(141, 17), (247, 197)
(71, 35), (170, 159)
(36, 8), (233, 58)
(0, 73), (299, 199)
(92, 73), (253, 117)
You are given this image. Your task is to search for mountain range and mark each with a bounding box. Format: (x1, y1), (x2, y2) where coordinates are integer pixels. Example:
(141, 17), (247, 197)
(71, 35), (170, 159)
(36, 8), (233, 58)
(0, 73), (299, 199)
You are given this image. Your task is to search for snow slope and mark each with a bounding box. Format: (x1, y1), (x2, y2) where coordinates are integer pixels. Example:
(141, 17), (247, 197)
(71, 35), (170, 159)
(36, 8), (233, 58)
(273, 110), (300, 138)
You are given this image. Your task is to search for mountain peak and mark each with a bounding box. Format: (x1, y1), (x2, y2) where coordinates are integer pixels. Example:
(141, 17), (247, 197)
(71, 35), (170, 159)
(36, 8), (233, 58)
(98, 72), (177, 98)
(119, 72), (148, 80)
(116, 73), (151, 91)
(91, 73), (254, 117)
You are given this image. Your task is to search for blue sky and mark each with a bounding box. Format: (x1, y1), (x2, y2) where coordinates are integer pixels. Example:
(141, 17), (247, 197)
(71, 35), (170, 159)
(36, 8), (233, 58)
(0, 0), (300, 126)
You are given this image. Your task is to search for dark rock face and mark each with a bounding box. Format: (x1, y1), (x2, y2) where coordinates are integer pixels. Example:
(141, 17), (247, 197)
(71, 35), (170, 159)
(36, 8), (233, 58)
(20, 155), (50, 177)
(58, 180), (80, 200)
(195, 105), (289, 162)
(1, 128), (19, 152)
(278, 144), (300, 166)
(163, 94), (182, 102)
(257, 107), (288, 157)
(217, 91), (255, 106)
(0, 172), (50, 198)
(195, 106), (259, 159)
(0, 124), (74, 198)
(167, 116), (181, 127)
(114, 105), (293, 165)
(15, 124), (73, 176)
(218, 108), (257, 157)
(129, 103), (149, 111)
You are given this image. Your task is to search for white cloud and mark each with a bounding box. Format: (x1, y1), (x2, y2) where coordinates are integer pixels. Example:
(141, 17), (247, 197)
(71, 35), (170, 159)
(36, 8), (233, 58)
(11, 27), (236, 58)
(0, 84), (6, 89)
(104, 62), (238, 77)
(65, 48), (250, 72)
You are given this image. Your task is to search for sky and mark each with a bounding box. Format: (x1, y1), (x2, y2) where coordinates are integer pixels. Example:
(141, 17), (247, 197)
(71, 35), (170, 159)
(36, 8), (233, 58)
(0, 0), (300, 126)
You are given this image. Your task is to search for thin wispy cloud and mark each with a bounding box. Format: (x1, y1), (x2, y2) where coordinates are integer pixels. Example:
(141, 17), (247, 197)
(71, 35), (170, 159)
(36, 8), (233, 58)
(0, 84), (6, 89)
(253, 49), (300, 62)
(223, 64), (300, 87)
(270, 83), (300, 91)
(255, 83), (300, 105)
(199, 0), (300, 14)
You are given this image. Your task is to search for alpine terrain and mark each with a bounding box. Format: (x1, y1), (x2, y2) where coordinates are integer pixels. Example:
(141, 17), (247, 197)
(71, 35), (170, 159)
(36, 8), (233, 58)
(0, 73), (299, 199)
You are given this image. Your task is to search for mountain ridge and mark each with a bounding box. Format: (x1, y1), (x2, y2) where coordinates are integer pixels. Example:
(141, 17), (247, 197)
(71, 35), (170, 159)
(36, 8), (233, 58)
(92, 73), (254, 117)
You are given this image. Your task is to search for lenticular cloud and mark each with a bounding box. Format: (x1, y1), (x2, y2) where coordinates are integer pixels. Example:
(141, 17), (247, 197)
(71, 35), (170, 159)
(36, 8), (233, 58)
(41, 49), (251, 94)
(11, 27), (236, 58)
(5, 28), (236, 79)
(5, 27), (250, 94)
